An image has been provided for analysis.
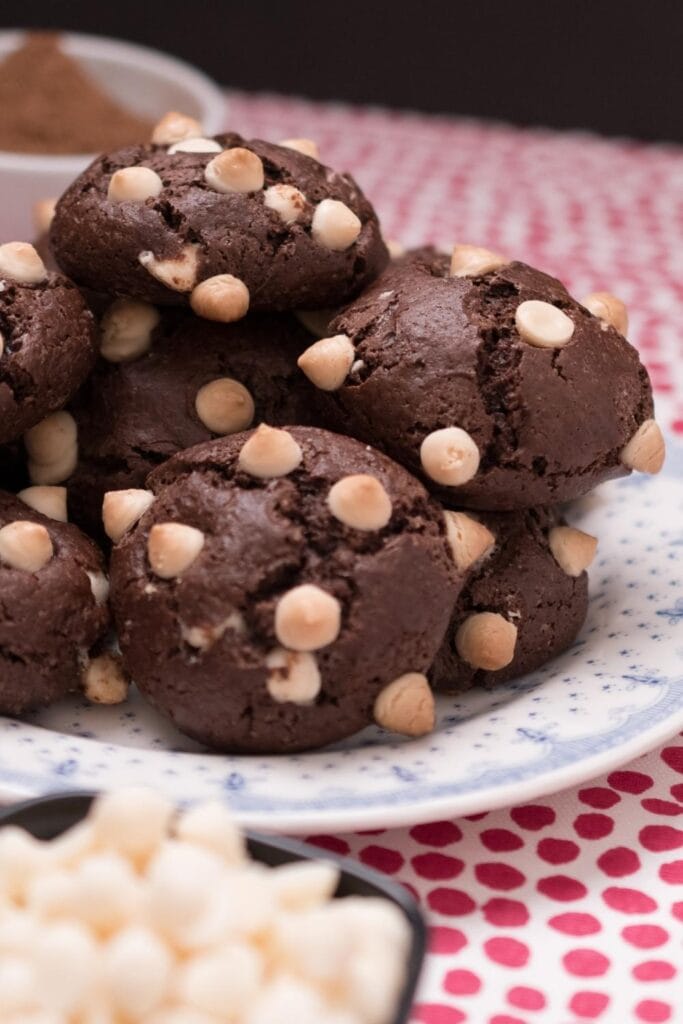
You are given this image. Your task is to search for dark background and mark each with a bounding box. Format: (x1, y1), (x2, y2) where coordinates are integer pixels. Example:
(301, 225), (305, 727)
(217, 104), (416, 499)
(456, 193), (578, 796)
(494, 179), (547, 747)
(2, 0), (682, 142)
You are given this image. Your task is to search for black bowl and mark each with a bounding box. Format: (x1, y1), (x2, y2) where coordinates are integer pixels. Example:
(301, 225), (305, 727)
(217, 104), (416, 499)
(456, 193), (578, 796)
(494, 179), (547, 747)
(0, 792), (427, 1024)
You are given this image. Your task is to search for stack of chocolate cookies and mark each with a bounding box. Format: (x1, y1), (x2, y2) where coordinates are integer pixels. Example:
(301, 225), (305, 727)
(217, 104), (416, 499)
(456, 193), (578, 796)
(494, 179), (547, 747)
(0, 111), (665, 753)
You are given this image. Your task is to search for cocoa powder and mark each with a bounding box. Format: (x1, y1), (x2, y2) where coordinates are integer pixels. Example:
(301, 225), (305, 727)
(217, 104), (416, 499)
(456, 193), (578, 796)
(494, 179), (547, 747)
(0, 33), (154, 154)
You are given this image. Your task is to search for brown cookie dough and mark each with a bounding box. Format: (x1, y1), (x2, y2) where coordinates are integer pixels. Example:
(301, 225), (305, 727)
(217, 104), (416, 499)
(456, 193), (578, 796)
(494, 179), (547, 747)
(0, 490), (111, 715)
(310, 246), (663, 510)
(108, 426), (461, 753)
(431, 507), (595, 692)
(58, 303), (318, 539)
(0, 243), (97, 445)
(50, 129), (388, 315)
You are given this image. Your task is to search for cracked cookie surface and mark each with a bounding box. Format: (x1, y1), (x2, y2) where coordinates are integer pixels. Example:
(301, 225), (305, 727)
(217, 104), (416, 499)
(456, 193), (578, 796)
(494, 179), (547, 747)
(109, 427), (460, 753)
(0, 490), (110, 714)
(66, 307), (318, 539)
(318, 248), (655, 509)
(0, 268), (97, 445)
(50, 134), (388, 312)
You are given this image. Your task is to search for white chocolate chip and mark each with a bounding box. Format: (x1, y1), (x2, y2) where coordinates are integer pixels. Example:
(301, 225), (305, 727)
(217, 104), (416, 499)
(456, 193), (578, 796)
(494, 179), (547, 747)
(148, 522), (205, 579)
(275, 584), (341, 652)
(100, 299), (160, 362)
(33, 197), (57, 235)
(86, 571), (110, 606)
(181, 611), (245, 651)
(238, 424), (303, 478)
(175, 801), (246, 863)
(139, 244), (199, 292)
(0, 242), (47, 285)
(167, 136), (222, 154)
(195, 377), (255, 435)
(294, 308), (335, 338)
(107, 166), (163, 203)
(265, 647), (322, 704)
(515, 299), (575, 348)
(264, 183), (307, 224)
(82, 653), (129, 705)
(620, 419), (665, 474)
(103, 926), (172, 1017)
(0, 521), (53, 573)
(151, 111), (203, 146)
(311, 199), (361, 251)
(443, 511), (495, 572)
(28, 446), (77, 486)
(102, 489), (155, 543)
(297, 334), (355, 391)
(420, 427), (480, 486)
(386, 238), (405, 259)
(278, 137), (320, 159)
(270, 860), (340, 910)
(18, 486), (67, 522)
(582, 290), (629, 335)
(455, 612), (518, 671)
(374, 672), (434, 737)
(204, 147), (264, 193)
(450, 243), (508, 277)
(328, 474), (392, 531)
(25, 411), (77, 467)
(90, 788), (173, 864)
(33, 923), (99, 1012)
(190, 274), (250, 322)
(176, 943), (263, 1017)
(548, 525), (598, 577)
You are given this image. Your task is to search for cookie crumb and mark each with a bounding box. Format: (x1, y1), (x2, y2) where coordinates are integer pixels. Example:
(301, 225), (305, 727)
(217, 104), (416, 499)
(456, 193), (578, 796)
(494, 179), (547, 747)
(83, 652), (129, 705)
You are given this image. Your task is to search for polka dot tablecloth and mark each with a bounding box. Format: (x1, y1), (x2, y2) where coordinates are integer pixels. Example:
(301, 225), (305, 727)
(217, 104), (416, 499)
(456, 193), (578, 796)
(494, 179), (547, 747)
(223, 91), (683, 1023)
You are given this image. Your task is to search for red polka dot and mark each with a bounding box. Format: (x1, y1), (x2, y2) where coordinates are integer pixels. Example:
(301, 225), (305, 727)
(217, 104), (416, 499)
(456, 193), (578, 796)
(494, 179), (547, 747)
(672, 901), (683, 921)
(359, 844), (404, 874)
(411, 821), (462, 847)
(475, 862), (526, 891)
(574, 813), (614, 839)
(429, 926), (468, 954)
(635, 999), (672, 1022)
(639, 825), (683, 852)
(510, 805), (555, 831)
(670, 783), (683, 802)
(413, 1004), (466, 1024)
(659, 859), (683, 884)
(537, 837), (580, 864)
(569, 991), (610, 1018)
(642, 798), (683, 816)
(428, 887), (476, 916)
(661, 746), (683, 774)
(608, 770), (654, 794)
(483, 936), (529, 968)
(489, 1017), (524, 1024)
(412, 852), (464, 880)
(507, 986), (546, 1011)
(480, 828), (524, 852)
(633, 960), (676, 981)
(483, 897), (529, 927)
(602, 886), (657, 913)
(305, 834), (350, 855)
(549, 912), (601, 936)
(444, 969), (481, 996)
(597, 846), (641, 877)
(579, 786), (621, 809)
(537, 874), (588, 901)
(622, 924), (669, 948)
(356, 828), (385, 835)
(563, 948), (611, 977)
(464, 812), (488, 821)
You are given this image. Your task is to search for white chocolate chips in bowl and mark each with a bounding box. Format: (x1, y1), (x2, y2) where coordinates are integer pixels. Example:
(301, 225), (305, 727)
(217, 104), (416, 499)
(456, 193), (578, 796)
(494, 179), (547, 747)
(0, 788), (415, 1024)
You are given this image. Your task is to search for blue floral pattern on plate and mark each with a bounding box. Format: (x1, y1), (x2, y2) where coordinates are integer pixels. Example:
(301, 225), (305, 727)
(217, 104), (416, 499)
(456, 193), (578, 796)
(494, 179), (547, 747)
(1, 440), (682, 834)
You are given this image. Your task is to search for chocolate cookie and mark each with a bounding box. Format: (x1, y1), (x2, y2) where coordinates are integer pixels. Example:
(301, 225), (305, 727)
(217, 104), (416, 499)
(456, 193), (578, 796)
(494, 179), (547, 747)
(56, 302), (318, 538)
(108, 426), (461, 753)
(307, 245), (664, 510)
(0, 242), (97, 445)
(50, 125), (388, 316)
(431, 507), (595, 692)
(0, 489), (114, 715)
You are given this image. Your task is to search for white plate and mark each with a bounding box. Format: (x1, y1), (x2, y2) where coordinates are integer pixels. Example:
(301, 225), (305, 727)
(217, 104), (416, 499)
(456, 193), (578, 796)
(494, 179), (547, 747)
(1, 440), (682, 834)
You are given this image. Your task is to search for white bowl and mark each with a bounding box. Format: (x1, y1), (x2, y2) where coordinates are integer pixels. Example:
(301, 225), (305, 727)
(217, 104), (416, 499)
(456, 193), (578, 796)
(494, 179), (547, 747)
(0, 30), (227, 241)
